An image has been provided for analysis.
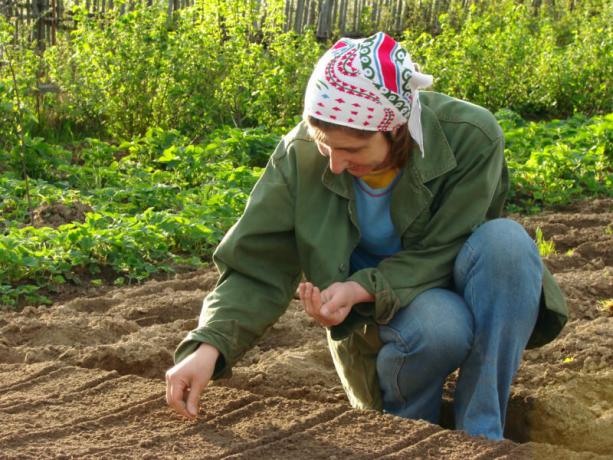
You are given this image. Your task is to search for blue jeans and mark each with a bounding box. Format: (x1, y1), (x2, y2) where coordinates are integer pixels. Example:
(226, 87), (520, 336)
(376, 219), (542, 440)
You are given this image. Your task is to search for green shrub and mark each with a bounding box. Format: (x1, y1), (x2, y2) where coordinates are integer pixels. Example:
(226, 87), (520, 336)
(404, 1), (612, 118)
(502, 112), (613, 212)
(0, 127), (270, 307)
(43, 1), (322, 140)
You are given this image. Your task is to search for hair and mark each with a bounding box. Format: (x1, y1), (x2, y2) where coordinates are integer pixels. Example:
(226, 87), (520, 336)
(305, 115), (413, 170)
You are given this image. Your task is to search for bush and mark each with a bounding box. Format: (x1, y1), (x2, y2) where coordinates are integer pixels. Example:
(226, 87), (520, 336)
(502, 112), (613, 212)
(404, 1), (612, 118)
(44, 1), (323, 140)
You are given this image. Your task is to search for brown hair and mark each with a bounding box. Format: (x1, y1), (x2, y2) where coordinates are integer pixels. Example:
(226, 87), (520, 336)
(305, 116), (412, 170)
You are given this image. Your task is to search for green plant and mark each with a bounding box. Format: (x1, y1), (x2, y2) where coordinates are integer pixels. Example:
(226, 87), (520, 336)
(503, 113), (612, 212)
(404, 1), (612, 118)
(0, 127), (266, 308)
(535, 227), (556, 257)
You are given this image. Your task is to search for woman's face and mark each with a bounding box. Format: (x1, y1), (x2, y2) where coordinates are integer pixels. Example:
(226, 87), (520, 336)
(315, 129), (391, 177)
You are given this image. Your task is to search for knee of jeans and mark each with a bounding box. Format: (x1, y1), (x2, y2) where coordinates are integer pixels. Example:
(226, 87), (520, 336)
(377, 316), (472, 375)
(376, 336), (403, 381)
(467, 218), (541, 272)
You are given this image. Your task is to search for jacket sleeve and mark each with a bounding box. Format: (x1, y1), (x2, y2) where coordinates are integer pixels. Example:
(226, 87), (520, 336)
(346, 133), (507, 326)
(174, 141), (302, 378)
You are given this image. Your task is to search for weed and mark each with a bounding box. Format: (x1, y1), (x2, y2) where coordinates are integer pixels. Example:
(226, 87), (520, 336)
(535, 227), (557, 257)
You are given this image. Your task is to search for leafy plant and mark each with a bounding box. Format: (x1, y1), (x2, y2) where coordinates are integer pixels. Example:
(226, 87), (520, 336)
(502, 112), (612, 212)
(535, 227), (556, 257)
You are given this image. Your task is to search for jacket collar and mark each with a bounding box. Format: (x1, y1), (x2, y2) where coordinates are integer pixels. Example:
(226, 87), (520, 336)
(321, 97), (456, 198)
(410, 99), (456, 183)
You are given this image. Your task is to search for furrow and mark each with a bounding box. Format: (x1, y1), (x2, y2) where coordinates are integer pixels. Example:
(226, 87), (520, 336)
(58, 394), (264, 459)
(219, 405), (349, 459)
(0, 362), (63, 392)
(378, 430), (502, 459)
(471, 439), (518, 459)
(0, 394), (165, 446)
(221, 409), (441, 459)
(0, 371), (121, 412)
(370, 423), (444, 458)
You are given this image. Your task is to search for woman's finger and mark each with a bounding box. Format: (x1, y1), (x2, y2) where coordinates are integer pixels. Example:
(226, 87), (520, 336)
(166, 375), (191, 418)
(302, 282), (314, 317)
(312, 286), (322, 315)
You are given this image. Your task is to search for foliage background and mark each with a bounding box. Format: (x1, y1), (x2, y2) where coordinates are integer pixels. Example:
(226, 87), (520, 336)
(0, 0), (611, 306)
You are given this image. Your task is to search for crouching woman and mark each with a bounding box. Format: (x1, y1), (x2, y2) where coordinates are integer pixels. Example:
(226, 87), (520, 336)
(165, 32), (567, 441)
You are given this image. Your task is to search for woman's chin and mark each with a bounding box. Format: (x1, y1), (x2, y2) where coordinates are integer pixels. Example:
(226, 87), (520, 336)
(347, 167), (372, 177)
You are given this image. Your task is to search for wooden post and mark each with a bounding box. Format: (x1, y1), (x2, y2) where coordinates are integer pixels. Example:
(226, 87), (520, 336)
(284, 0), (291, 32)
(396, 0), (403, 33)
(338, 0), (346, 34)
(167, 0), (173, 25)
(51, 0), (57, 45)
(31, 0), (38, 45)
(317, 0), (329, 38)
(307, 0), (315, 28)
(331, 0), (338, 33)
(303, 0), (309, 28)
(294, 0), (304, 33)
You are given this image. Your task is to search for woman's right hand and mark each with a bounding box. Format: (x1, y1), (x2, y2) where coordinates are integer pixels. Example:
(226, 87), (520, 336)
(165, 342), (219, 419)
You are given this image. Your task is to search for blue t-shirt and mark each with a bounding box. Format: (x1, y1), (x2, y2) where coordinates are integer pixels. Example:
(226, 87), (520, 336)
(350, 173), (403, 273)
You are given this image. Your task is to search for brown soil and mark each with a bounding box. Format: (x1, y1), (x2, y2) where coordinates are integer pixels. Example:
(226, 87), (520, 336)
(1, 199), (612, 459)
(31, 201), (93, 228)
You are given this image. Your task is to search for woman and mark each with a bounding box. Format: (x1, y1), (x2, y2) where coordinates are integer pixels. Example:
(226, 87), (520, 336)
(165, 32), (567, 440)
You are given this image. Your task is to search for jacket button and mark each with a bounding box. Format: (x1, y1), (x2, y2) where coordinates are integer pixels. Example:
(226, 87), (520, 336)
(338, 263), (347, 273)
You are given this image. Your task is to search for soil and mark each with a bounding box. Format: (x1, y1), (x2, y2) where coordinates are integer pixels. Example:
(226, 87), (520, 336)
(31, 201), (93, 228)
(1, 199), (612, 459)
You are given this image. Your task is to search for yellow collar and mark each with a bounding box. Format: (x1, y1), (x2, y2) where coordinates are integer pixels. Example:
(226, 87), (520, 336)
(360, 168), (399, 189)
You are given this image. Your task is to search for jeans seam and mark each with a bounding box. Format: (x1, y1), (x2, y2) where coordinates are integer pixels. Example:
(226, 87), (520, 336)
(380, 325), (409, 406)
(457, 239), (478, 292)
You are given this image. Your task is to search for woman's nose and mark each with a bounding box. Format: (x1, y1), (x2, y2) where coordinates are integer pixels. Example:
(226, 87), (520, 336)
(329, 151), (347, 174)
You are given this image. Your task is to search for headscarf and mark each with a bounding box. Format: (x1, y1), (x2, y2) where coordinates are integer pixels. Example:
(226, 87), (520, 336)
(303, 32), (433, 156)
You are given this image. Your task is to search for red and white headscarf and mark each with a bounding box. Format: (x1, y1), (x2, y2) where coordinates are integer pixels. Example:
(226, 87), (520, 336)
(304, 32), (433, 156)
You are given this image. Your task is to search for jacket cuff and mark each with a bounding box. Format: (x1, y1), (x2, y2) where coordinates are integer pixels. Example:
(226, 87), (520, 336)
(347, 268), (402, 324)
(174, 328), (232, 379)
(328, 302), (373, 340)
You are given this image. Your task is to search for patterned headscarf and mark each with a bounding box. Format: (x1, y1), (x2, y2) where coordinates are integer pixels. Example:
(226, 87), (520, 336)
(304, 32), (433, 156)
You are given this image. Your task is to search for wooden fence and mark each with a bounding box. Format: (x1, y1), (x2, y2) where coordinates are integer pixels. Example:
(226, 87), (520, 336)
(1, 0), (554, 47)
(1, 0), (198, 47)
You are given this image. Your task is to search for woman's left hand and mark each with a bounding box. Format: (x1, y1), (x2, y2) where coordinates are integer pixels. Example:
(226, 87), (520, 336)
(299, 281), (373, 327)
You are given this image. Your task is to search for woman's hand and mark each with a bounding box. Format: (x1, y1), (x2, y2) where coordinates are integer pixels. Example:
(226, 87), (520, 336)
(299, 281), (374, 327)
(165, 343), (219, 419)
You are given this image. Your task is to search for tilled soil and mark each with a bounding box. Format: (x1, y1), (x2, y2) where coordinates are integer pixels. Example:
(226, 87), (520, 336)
(1, 199), (611, 459)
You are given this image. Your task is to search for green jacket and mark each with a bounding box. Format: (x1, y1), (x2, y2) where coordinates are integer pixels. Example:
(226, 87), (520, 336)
(175, 92), (568, 410)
